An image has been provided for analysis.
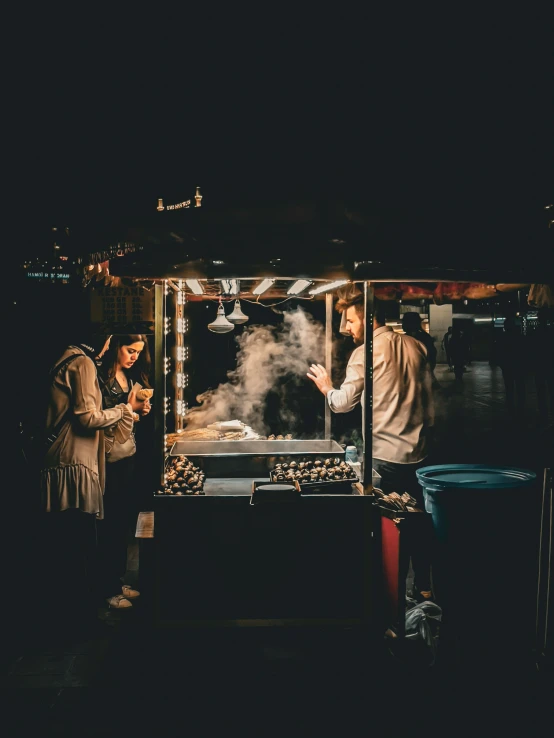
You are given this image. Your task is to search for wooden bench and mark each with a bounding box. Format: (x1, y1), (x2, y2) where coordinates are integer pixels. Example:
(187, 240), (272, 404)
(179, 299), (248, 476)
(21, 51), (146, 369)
(135, 511), (154, 538)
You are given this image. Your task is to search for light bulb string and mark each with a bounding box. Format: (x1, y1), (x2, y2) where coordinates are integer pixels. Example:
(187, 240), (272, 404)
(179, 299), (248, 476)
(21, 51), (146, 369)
(206, 295), (314, 308)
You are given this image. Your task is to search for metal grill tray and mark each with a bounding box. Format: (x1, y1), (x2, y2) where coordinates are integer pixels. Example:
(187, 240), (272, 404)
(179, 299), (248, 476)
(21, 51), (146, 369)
(269, 473), (358, 495)
(170, 439), (346, 477)
(170, 439), (345, 457)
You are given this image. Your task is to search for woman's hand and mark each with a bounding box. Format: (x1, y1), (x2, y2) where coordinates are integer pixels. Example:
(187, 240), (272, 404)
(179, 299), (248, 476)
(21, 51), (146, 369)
(140, 399), (152, 417)
(128, 385), (144, 413)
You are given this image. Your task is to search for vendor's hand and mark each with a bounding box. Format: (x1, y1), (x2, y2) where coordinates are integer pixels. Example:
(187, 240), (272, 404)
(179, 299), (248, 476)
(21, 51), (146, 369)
(307, 364), (334, 396)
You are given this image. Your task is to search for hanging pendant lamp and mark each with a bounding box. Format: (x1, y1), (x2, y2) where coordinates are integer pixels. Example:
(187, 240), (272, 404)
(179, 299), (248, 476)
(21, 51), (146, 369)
(208, 301), (235, 333)
(227, 299), (249, 324)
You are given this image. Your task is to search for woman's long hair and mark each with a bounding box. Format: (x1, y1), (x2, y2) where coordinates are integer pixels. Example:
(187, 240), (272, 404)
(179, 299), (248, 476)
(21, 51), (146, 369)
(100, 334), (152, 388)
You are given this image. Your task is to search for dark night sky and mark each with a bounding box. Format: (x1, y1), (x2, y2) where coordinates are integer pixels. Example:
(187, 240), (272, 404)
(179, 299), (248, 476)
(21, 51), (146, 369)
(7, 14), (553, 265)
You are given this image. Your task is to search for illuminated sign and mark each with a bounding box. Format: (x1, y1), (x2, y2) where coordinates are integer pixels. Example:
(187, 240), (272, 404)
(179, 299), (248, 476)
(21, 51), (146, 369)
(166, 200), (191, 210)
(27, 272), (71, 279)
(157, 187), (201, 212)
(90, 285), (154, 324)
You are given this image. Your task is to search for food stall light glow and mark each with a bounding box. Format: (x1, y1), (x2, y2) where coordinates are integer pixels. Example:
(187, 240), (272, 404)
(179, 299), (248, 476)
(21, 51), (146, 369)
(252, 278), (275, 295)
(309, 280), (349, 295)
(208, 302), (235, 333)
(186, 279), (204, 295)
(176, 372), (189, 388)
(287, 279), (312, 295)
(176, 400), (188, 416)
(221, 279), (239, 295)
(474, 317), (494, 323)
(164, 317), (171, 335)
(177, 346), (190, 361)
(227, 299), (249, 324)
(177, 318), (189, 333)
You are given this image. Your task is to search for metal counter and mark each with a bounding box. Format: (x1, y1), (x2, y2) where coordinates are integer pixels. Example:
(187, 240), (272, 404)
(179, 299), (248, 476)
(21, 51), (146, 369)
(151, 482), (374, 627)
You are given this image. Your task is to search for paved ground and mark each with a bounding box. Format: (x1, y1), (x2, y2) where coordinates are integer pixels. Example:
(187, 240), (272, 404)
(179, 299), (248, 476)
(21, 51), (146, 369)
(2, 363), (552, 736)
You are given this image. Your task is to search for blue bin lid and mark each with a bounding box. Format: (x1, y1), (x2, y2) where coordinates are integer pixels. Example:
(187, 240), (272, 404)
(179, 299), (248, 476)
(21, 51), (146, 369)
(416, 464), (536, 491)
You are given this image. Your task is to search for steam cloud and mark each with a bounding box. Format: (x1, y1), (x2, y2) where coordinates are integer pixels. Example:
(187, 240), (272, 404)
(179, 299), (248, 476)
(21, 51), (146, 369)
(184, 307), (325, 433)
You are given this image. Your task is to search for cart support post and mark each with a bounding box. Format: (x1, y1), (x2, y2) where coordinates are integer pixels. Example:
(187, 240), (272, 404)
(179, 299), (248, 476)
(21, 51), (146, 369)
(362, 282), (374, 491)
(325, 292), (333, 440)
(154, 283), (165, 488)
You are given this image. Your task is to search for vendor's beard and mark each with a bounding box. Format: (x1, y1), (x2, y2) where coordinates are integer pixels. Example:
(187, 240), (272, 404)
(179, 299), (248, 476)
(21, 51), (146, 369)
(353, 335), (364, 346)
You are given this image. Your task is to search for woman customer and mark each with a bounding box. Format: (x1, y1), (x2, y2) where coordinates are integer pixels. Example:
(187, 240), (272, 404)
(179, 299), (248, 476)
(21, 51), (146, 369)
(41, 333), (144, 625)
(97, 334), (152, 610)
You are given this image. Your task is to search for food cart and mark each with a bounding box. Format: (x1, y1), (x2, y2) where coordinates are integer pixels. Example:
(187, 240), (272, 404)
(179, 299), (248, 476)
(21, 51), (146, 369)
(81, 198), (552, 637)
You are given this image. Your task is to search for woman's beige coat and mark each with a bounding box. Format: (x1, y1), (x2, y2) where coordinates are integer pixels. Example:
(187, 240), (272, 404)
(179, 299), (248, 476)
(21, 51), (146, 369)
(41, 347), (134, 518)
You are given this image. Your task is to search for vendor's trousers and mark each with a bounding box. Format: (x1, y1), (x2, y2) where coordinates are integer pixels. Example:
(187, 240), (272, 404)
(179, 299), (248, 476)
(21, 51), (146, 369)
(372, 457), (433, 593)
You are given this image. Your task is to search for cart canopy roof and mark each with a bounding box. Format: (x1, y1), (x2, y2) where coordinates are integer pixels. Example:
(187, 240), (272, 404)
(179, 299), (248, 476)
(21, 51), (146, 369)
(78, 199), (553, 284)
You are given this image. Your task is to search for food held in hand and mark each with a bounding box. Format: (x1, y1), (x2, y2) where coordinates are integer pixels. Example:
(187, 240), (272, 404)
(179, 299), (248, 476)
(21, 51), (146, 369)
(137, 388), (154, 401)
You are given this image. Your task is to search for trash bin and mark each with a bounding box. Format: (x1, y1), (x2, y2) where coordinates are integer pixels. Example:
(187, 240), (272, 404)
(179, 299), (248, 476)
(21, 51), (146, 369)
(416, 464), (540, 662)
(416, 464), (537, 543)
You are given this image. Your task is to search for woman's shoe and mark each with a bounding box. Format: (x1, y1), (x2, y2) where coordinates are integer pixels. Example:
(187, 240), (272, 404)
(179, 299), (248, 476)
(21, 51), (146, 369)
(122, 585), (140, 600)
(106, 594), (133, 609)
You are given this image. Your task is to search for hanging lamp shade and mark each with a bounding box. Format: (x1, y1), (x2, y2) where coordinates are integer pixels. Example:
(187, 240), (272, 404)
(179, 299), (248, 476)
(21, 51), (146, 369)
(227, 299), (249, 324)
(208, 303), (235, 333)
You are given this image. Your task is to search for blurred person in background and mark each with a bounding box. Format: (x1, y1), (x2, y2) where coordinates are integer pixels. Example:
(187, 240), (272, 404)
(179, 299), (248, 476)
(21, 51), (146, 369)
(495, 316), (527, 417)
(448, 326), (470, 382)
(401, 312), (439, 389)
(442, 326), (453, 370)
(528, 309), (554, 430)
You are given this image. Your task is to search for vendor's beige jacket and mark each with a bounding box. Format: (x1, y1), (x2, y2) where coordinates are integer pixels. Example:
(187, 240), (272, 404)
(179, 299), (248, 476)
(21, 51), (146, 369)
(327, 326), (435, 464)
